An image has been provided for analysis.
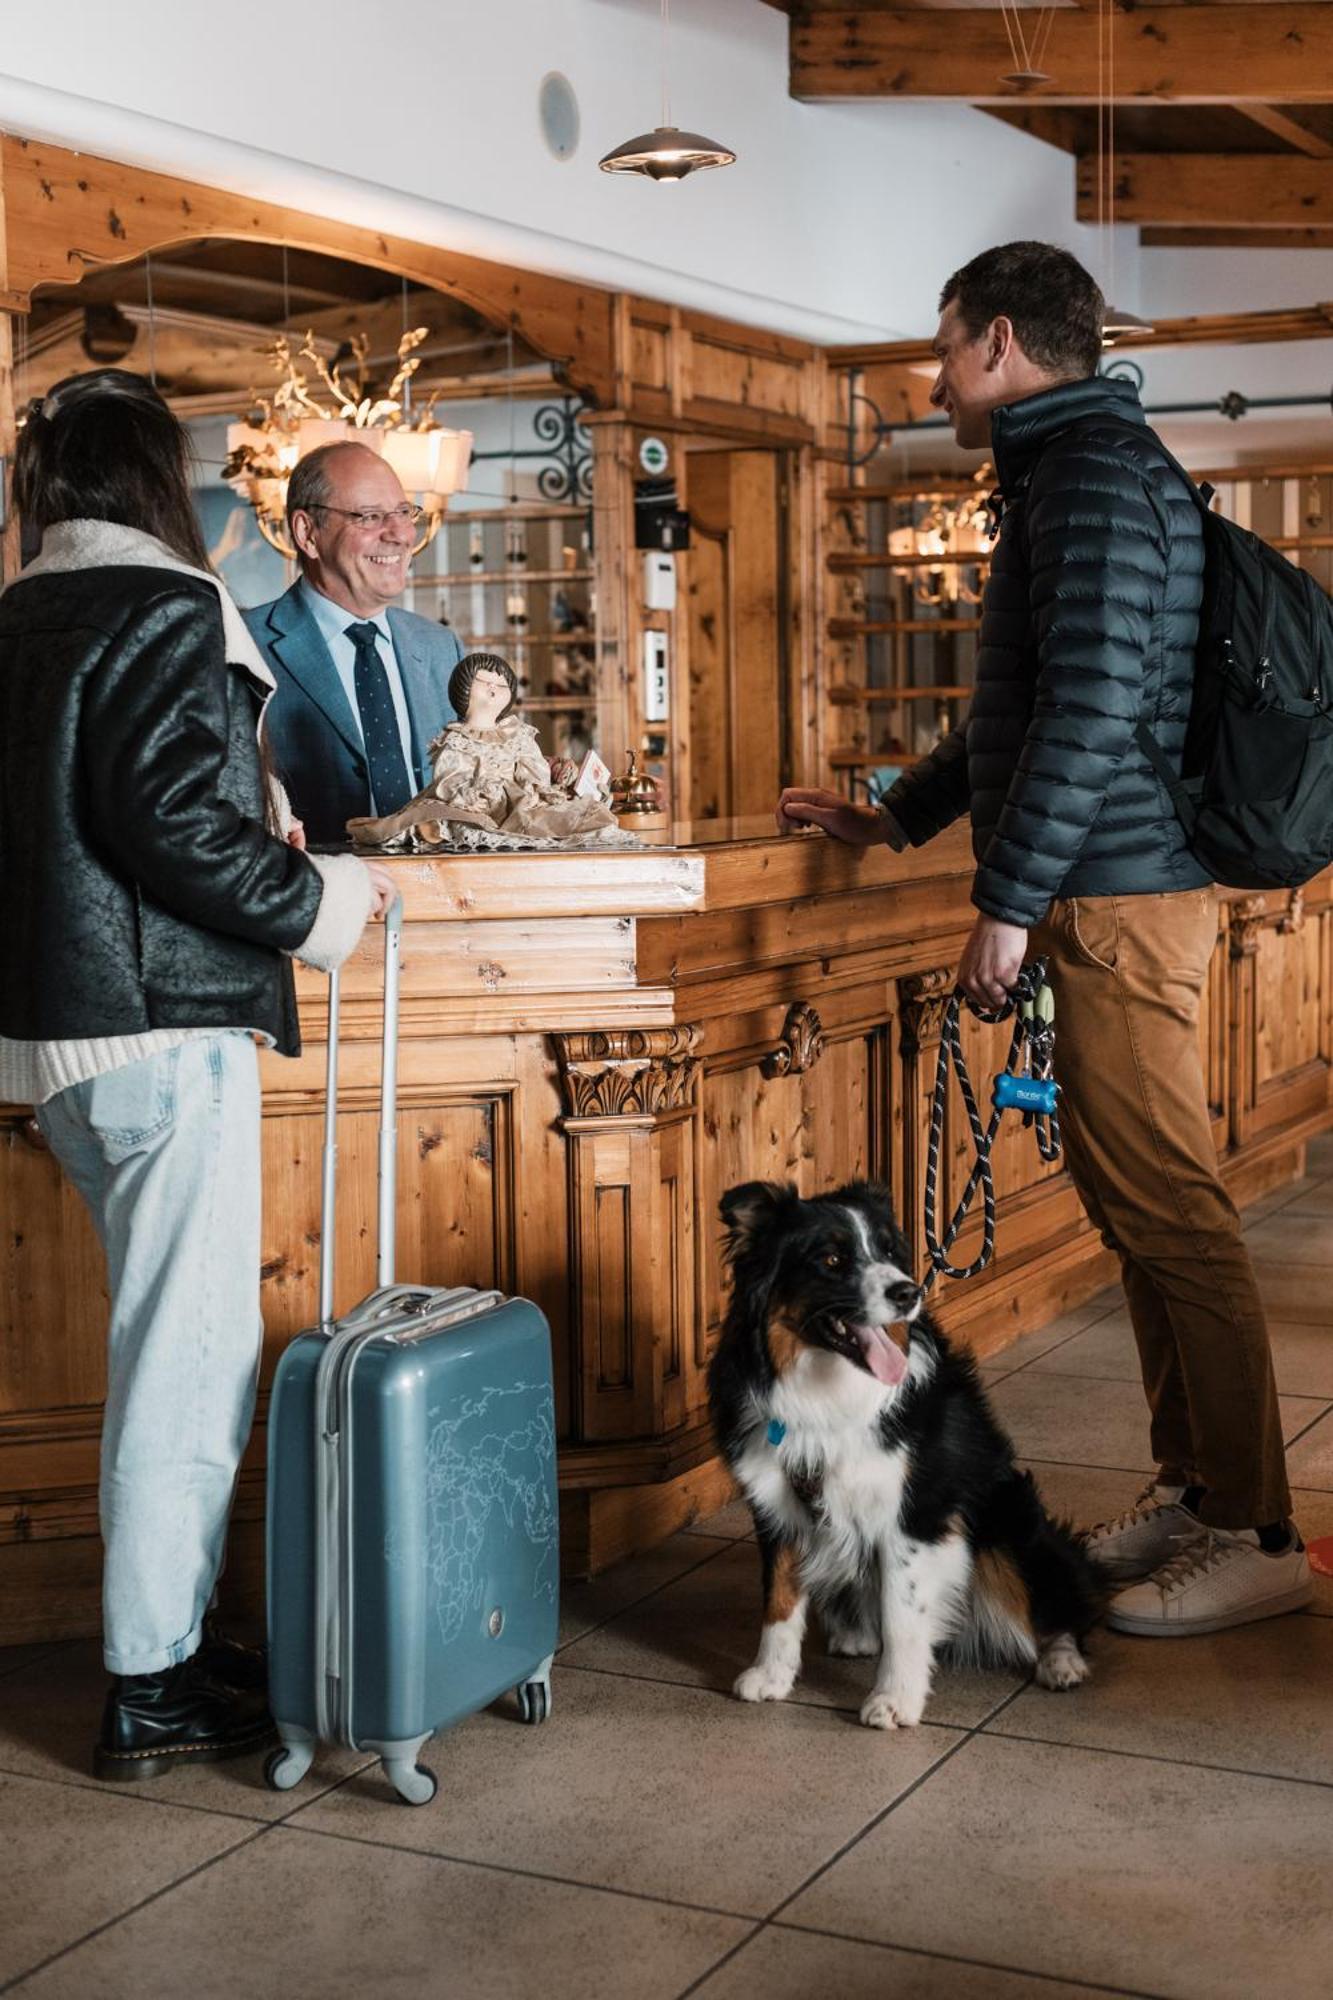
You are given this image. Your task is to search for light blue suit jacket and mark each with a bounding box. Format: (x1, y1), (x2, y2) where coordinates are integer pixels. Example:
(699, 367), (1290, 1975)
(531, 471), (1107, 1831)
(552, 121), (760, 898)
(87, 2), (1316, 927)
(243, 582), (464, 845)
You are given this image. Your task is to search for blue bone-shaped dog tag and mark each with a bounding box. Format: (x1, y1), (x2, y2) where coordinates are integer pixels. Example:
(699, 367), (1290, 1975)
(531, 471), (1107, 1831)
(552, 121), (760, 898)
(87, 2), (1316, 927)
(993, 1071), (1059, 1115)
(767, 1418), (787, 1447)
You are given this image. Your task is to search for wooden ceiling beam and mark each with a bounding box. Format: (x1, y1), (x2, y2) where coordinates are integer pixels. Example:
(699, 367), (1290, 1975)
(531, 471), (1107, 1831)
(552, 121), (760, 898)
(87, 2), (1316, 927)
(1232, 105), (1333, 158)
(1078, 153), (1333, 226)
(1142, 227), (1333, 251)
(791, 7), (1333, 105)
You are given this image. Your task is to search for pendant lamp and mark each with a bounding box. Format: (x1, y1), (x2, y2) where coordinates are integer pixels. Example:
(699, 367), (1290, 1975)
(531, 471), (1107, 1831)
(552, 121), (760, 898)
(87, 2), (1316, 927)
(599, 0), (735, 182)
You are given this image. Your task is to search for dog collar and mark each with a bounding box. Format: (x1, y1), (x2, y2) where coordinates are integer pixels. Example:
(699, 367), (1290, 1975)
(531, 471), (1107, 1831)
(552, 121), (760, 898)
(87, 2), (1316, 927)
(766, 1418), (786, 1447)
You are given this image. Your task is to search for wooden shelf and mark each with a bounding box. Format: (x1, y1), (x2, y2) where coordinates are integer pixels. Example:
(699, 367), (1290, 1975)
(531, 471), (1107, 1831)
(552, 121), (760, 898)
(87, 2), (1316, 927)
(436, 631), (595, 648)
(831, 683), (972, 707)
(829, 616), (982, 637)
(826, 481), (990, 504)
(828, 550), (991, 571)
(829, 748), (927, 768)
(1268, 535), (1333, 551)
(443, 504), (590, 522)
(518, 696), (596, 710)
(416, 568), (594, 586)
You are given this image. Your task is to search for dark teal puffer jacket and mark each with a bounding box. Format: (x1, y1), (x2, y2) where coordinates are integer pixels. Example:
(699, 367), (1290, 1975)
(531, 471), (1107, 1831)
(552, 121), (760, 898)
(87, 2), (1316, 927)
(885, 375), (1211, 928)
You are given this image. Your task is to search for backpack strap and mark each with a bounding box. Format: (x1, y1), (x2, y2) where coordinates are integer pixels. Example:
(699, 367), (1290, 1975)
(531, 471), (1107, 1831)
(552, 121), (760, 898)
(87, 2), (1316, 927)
(1083, 414), (1212, 819)
(1133, 720), (1203, 836)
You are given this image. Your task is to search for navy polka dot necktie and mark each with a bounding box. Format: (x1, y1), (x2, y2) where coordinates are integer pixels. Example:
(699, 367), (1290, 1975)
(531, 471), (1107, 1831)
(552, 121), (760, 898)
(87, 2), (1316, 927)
(346, 621), (413, 815)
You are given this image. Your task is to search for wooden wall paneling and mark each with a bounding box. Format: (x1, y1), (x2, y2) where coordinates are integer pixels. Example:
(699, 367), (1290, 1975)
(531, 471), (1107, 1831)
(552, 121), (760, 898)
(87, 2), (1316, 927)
(553, 1027), (701, 1441)
(585, 414), (637, 780)
(683, 450), (732, 821)
(512, 1033), (575, 1439)
(805, 1028), (879, 1193)
(786, 442), (821, 793)
(1, 1123), (108, 1415)
(1249, 894), (1332, 1139)
(678, 309), (818, 444)
(701, 1059), (808, 1345)
(562, 1113), (695, 1441)
(729, 451), (784, 817)
(896, 966), (954, 1276)
(255, 1089), (517, 1373)
(681, 449), (787, 820)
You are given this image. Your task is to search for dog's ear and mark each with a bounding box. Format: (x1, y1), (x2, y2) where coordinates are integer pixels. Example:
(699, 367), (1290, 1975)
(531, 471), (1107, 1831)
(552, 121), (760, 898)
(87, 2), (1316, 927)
(719, 1180), (794, 1259)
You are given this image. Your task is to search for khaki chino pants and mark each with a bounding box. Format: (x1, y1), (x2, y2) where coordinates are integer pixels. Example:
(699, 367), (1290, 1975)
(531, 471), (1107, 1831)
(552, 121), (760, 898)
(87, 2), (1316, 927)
(1030, 887), (1292, 1528)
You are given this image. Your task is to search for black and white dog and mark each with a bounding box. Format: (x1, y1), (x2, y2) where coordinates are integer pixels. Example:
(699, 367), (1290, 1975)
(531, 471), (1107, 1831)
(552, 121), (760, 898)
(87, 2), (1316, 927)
(708, 1179), (1109, 1730)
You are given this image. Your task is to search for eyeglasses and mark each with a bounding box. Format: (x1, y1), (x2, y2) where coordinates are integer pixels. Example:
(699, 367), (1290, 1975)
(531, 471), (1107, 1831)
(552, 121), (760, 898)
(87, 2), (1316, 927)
(308, 503), (424, 530)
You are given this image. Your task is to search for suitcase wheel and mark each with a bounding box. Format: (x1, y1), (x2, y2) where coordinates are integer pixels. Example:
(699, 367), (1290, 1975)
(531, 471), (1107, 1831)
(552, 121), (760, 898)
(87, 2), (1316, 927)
(264, 1744), (314, 1793)
(517, 1677), (551, 1725)
(385, 1758), (438, 1807)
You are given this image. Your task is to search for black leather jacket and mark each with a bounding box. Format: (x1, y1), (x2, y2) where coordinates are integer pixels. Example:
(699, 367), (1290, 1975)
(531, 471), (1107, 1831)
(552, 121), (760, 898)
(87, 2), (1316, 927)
(886, 376), (1211, 927)
(0, 567), (323, 1055)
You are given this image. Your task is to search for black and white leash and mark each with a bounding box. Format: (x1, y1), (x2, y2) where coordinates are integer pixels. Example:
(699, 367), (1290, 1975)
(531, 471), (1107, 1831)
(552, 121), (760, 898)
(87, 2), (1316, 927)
(922, 960), (1062, 1292)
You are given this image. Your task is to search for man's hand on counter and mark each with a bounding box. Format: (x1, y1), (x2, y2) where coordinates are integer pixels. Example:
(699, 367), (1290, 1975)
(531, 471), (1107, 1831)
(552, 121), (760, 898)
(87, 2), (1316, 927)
(776, 788), (907, 851)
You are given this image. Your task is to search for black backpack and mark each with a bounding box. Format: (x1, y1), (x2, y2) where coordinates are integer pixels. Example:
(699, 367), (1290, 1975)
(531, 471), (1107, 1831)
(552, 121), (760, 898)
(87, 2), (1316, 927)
(1133, 441), (1333, 890)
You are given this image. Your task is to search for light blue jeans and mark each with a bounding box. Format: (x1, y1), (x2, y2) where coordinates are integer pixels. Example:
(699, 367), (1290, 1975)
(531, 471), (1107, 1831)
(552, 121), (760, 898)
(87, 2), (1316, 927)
(37, 1034), (263, 1674)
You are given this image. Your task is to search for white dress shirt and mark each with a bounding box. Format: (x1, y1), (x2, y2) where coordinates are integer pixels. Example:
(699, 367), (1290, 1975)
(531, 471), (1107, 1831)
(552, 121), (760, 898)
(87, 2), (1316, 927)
(299, 578), (418, 808)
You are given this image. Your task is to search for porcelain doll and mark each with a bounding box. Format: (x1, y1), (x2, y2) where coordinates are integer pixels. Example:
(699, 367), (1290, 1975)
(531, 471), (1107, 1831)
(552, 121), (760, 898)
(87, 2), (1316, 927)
(347, 652), (635, 852)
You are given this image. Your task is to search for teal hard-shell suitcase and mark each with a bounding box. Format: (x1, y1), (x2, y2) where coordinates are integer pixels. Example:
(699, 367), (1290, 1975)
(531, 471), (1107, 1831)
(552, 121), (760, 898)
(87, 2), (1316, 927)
(264, 902), (559, 1806)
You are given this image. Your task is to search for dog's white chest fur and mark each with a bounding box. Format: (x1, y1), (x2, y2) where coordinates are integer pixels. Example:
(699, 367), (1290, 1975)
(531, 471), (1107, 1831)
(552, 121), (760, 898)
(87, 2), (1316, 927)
(735, 1350), (908, 1552)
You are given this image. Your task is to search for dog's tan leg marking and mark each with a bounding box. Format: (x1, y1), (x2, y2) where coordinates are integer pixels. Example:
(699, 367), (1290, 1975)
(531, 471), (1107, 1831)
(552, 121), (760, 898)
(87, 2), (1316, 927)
(736, 1544), (807, 1704)
(764, 1543), (802, 1626)
(1035, 1631), (1091, 1691)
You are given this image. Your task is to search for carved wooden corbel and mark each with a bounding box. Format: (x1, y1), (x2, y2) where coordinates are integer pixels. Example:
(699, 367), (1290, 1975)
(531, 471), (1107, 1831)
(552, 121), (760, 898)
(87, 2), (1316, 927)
(1278, 887), (1306, 935)
(898, 967), (955, 1053)
(553, 1025), (702, 1119)
(1228, 893), (1270, 960)
(761, 1002), (826, 1079)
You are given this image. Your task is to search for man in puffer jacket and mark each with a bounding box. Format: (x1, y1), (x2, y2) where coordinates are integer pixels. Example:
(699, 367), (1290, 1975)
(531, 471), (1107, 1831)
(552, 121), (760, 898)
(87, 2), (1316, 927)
(780, 241), (1310, 1635)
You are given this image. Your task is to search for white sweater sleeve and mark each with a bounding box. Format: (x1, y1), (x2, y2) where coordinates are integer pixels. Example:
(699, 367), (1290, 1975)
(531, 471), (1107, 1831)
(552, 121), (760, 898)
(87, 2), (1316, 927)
(295, 854), (374, 972)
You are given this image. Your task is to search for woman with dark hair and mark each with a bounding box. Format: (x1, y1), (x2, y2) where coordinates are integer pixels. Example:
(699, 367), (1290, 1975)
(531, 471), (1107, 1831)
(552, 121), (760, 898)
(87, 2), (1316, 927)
(0, 368), (395, 1781)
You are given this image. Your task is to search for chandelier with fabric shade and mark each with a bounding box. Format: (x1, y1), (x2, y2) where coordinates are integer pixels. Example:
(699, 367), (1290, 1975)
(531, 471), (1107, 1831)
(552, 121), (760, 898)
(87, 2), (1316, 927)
(223, 325), (473, 559)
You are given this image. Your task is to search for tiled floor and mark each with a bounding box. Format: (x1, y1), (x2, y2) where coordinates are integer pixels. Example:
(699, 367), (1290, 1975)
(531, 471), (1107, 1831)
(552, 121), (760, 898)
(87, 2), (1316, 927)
(4, 1144), (1333, 1998)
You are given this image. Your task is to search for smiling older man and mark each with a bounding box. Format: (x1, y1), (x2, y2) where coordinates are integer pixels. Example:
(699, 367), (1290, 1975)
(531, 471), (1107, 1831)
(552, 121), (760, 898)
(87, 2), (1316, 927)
(244, 440), (464, 845)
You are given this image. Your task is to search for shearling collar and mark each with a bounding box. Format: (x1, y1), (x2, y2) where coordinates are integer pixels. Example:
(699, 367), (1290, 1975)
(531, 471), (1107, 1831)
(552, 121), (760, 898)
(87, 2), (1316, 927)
(13, 518), (275, 692)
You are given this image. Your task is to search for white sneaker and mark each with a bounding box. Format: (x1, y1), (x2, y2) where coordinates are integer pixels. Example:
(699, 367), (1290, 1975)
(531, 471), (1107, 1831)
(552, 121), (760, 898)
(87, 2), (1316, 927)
(1081, 1482), (1196, 1582)
(1107, 1527), (1313, 1637)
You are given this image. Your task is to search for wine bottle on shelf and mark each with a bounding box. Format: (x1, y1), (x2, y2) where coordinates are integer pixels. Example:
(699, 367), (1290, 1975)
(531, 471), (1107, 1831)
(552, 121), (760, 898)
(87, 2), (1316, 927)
(468, 523), (485, 571)
(506, 585), (529, 633)
(506, 520), (527, 569)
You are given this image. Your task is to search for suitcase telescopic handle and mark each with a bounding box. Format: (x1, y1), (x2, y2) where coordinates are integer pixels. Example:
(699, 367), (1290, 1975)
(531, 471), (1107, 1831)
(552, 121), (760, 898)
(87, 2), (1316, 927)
(318, 892), (404, 1328)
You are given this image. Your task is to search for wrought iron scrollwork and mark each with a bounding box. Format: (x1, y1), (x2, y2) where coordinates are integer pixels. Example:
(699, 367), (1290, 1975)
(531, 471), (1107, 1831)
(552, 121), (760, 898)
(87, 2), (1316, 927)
(533, 401), (594, 503)
(470, 394), (593, 503)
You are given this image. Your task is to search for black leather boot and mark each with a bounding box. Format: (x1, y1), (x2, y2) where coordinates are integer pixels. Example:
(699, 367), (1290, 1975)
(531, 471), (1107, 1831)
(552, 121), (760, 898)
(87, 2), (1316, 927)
(94, 1655), (274, 1782)
(197, 1613), (268, 1693)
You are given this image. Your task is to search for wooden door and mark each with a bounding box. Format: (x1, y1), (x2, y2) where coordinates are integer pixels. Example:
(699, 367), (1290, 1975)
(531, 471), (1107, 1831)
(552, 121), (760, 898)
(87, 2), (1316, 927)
(683, 449), (788, 821)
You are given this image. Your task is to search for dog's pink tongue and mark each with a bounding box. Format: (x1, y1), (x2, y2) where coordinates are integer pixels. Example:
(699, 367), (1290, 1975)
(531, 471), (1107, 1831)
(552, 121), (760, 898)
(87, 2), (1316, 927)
(855, 1323), (908, 1386)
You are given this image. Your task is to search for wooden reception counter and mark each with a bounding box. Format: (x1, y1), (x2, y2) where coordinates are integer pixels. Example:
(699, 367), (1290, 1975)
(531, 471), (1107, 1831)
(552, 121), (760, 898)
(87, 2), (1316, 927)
(3, 822), (1332, 1637)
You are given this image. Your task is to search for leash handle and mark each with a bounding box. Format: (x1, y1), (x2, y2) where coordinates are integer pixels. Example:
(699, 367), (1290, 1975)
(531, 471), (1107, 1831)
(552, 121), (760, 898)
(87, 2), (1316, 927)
(921, 959), (1060, 1292)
